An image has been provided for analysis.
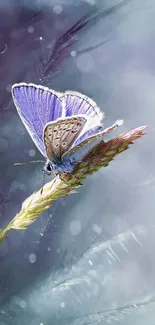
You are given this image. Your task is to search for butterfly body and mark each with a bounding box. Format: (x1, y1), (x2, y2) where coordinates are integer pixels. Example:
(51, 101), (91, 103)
(12, 83), (123, 176)
(45, 157), (77, 175)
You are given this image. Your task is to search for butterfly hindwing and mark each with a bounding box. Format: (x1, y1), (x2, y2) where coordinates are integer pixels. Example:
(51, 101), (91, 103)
(12, 83), (64, 156)
(44, 116), (87, 161)
(63, 120), (123, 164)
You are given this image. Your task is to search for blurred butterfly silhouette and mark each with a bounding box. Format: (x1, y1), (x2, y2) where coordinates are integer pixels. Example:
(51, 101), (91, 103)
(12, 83), (123, 176)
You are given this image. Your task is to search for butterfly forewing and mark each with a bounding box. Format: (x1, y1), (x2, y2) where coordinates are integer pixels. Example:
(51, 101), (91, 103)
(12, 83), (64, 157)
(44, 116), (87, 161)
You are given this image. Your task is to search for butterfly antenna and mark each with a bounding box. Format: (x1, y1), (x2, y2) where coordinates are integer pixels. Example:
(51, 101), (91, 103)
(40, 172), (46, 195)
(14, 160), (45, 166)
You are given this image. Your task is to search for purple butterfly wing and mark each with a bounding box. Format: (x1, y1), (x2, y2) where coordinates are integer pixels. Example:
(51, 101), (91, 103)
(60, 91), (103, 124)
(12, 83), (64, 157)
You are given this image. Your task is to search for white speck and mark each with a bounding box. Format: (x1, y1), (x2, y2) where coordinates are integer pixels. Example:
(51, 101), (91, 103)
(40, 233), (43, 237)
(71, 50), (77, 57)
(61, 302), (65, 308)
(92, 224), (102, 235)
(47, 247), (51, 251)
(76, 53), (95, 72)
(29, 149), (36, 157)
(29, 253), (36, 263)
(28, 26), (34, 33)
(69, 220), (81, 236)
(89, 260), (93, 266)
(19, 300), (27, 308)
(40, 323), (44, 325)
(53, 5), (63, 14)
(39, 36), (43, 40)
(11, 296), (26, 307)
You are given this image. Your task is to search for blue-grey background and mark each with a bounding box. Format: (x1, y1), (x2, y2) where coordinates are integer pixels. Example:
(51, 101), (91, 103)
(0, 0), (154, 324)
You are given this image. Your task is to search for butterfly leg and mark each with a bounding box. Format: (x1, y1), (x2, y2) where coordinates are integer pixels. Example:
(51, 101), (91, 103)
(53, 170), (59, 177)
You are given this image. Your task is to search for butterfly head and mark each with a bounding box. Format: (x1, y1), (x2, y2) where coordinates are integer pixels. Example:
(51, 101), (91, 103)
(43, 160), (53, 176)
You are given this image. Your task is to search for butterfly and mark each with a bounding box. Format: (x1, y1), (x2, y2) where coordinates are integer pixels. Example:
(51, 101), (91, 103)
(12, 83), (123, 175)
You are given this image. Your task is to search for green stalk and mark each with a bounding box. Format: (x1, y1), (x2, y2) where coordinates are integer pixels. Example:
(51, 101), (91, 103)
(0, 125), (146, 244)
